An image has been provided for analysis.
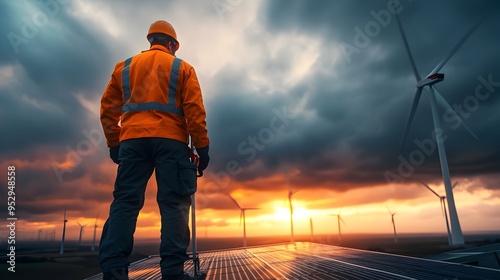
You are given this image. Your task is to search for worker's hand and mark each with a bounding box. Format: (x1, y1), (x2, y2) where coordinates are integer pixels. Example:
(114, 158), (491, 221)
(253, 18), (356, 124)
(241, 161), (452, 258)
(196, 146), (210, 172)
(109, 146), (120, 164)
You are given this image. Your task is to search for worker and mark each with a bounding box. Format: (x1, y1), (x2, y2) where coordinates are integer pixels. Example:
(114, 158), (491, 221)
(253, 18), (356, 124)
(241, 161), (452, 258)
(99, 20), (210, 280)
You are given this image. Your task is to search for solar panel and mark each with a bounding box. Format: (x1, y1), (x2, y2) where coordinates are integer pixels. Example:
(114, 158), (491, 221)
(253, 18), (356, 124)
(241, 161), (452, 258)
(85, 242), (500, 280)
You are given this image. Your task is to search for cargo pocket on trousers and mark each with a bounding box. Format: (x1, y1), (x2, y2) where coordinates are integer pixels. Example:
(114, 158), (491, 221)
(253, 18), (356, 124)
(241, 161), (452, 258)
(176, 161), (197, 196)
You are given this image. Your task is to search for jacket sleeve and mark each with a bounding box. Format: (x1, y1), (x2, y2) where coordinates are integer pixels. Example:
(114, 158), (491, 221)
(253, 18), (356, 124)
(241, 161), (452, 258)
(180, 64), (210, 149)
(100, 63), (124, 147)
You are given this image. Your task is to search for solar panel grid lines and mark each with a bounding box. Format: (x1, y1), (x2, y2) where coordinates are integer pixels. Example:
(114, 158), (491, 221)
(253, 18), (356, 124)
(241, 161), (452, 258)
(285, 243), (500, 280)
(85, 242), (500, 280)
(284, 243), (441, 279)
(307, 244), (499, 280)
(203, 249), (281, 280)
(274, 243), (426, 279)
(247, 245), (414, 280)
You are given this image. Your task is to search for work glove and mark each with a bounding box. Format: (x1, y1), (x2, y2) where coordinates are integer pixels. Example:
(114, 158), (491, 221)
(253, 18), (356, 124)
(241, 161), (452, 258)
(109, 146), (120, 164)
(196, 146), (210, 172)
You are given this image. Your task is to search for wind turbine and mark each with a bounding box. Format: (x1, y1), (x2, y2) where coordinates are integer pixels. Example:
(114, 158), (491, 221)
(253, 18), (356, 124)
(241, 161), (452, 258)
(330, 209), (345, 243)
(396, 14), (483, 246)
(286, 173), (300, 243)
(417, 179), (459, 246)
(386, 207), (398, 243)
(59, 210), (68, 254)
(91, 213), (99, 251)
(227, 194), (259, 247)
(37, 229), (43, 241)
(76, 222), (87, 247)
(309, 217), (314, 242)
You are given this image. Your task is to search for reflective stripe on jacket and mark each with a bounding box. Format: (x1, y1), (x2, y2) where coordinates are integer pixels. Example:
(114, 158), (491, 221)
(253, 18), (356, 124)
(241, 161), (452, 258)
(100, 45), (209, 148)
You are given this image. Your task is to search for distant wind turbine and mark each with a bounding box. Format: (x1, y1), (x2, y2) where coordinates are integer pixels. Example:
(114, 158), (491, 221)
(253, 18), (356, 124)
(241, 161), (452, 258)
(37, 229), (43, 241)
(59, 210), (68, 254)
(330, 209), (345, 243)
(310, 217), (314, 242)
(227, 194), (259, 247)
(50, 229), (56, 242)
(386, 207), (398, 243)
(286, 173), (300, 243)
(396, 12), (484, 246)
(417, 180), (458, 246)
(76, 222), (87, 247)
(91, 213), (99, 251)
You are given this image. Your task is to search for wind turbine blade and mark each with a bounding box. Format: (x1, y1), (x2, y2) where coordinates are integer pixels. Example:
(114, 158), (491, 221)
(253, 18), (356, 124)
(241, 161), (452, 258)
(428, 18), (484, 76)
(340, 216), (346, 225)
(227, 194), (242, 210)
(431, 86), (478, 139)
(416, 179), (441, 198)
(400, 88), (423, 150)
(452, 181), (459, 189)
(77, 221), (82, 227)
(244, 208), (260, 211)
(440, 198), (445, 218)
(395, 14), (421, 81)
(285, 172), (299, 202)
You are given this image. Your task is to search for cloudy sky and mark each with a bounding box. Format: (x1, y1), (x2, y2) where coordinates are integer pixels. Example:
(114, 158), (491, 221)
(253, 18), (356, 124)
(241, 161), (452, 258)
(1, 0), (499, 242)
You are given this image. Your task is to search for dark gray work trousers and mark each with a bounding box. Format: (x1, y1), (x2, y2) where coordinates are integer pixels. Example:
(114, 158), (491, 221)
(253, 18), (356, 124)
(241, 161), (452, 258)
(99, 137), (197, 276)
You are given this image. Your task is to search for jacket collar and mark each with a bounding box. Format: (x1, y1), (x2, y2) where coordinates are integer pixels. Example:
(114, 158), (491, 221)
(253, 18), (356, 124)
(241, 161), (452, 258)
(142, 45), (172, 54)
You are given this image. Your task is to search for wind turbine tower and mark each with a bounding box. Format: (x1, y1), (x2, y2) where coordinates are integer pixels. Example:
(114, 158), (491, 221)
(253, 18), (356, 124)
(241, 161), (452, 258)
(286, 173), (299, 243)
(59, 210), (68, 254)
(227, 194), (259, 247)
(396, 14), (483, 246)
(77, 222), (87, 247)
(387, 207), (398, 243)
(92, 213), (99, 251)
(310, 217), (314, 242)
(330, 209), (345, 243)
(417, 180), (458, 246)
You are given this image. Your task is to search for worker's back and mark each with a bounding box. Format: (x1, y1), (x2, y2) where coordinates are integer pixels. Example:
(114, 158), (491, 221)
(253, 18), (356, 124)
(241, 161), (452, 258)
(119, 45), (190, 144)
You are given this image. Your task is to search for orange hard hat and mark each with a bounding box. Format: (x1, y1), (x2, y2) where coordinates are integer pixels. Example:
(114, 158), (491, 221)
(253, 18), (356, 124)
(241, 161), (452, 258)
(147, 20), (179, 50)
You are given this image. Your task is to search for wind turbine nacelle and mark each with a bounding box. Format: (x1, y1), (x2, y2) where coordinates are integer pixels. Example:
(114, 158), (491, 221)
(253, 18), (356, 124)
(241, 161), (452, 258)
(417, 73), (444, 87)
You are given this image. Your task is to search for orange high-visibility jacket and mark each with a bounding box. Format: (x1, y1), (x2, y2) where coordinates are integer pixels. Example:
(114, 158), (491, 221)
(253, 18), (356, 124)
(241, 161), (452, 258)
(100, 45), (209, 149)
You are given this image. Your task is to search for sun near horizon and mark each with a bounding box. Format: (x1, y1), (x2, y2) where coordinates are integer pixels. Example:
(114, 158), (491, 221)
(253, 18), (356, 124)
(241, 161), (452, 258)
(7, 177), (500, 243)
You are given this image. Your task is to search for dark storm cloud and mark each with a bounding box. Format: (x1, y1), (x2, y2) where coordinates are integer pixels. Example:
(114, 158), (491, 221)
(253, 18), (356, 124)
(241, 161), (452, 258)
(0, 0), (113, 154)
(0, 1), (119, 220)
(203, 0), (500, 192)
